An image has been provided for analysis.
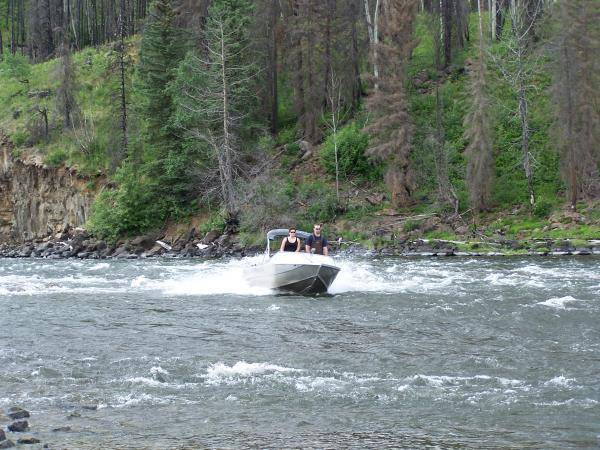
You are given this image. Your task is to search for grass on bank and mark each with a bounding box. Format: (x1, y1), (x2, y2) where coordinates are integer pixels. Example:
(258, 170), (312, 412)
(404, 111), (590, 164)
(0, 38), (140, 176)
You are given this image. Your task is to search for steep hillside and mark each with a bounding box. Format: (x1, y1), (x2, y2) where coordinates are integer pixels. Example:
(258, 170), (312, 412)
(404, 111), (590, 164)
(0, 10), (598, 248)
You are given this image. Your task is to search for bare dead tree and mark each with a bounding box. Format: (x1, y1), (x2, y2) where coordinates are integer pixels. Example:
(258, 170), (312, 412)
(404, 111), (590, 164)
(363, 0), (380, 88)
(174, 2), (259, 223)
(325, 71), (344, 202)
(491, 0), (544, 208)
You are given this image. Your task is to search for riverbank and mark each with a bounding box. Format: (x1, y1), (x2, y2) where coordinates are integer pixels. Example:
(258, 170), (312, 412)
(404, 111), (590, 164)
(1, 225), (599, 259)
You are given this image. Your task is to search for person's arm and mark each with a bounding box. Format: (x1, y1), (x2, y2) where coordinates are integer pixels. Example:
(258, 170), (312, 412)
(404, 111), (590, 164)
(305, 235), (312, 253)
(322, 237), (329, 256)
(295, 239), (301, 252)
(280, 238), (286, 252)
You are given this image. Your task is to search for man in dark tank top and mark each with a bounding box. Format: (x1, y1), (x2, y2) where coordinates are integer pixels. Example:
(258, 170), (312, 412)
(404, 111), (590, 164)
(305, 223), (329, 256)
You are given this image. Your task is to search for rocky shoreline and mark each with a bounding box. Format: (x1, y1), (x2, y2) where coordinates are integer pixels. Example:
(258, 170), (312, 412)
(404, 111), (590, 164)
(0, 227), (599, 259)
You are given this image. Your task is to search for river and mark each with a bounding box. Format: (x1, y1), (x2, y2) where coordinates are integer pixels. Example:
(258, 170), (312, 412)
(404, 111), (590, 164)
(1, 255), (599, 449)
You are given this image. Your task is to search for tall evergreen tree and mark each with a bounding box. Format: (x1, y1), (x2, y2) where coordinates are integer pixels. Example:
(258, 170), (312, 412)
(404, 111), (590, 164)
(135, 0), (183, 156)
(134, 0), (187, 215)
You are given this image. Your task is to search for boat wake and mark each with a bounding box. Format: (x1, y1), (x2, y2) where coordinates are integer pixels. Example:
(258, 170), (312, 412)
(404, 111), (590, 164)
(0, 255), (598, 301)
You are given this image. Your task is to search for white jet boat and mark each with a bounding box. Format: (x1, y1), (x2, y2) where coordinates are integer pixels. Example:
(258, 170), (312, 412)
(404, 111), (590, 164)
(244, 229), (341, 295)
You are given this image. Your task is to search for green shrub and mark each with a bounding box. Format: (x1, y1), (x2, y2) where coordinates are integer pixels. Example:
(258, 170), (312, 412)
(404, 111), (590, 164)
(403, 219), (422, 232)
(0, 53), (32, 82)
(257, 133), (276, 153)
(87, 164), (167, 241)
(286, 142), (300, 155)
(276, 125), (297, 146)
(240, 175), (294, 232)
(11, 130), (28, 147)
(533, 198), (554, 218)
(297, 181), (339, 226)
(200, 212), (226, 234)
(320, 122), (375, 180)
(44, 148), (68, 167)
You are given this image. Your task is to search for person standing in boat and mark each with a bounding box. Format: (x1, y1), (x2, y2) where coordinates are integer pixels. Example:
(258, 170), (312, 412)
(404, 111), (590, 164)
(280, 228), (301, 252)
(305, 223), (329, 256)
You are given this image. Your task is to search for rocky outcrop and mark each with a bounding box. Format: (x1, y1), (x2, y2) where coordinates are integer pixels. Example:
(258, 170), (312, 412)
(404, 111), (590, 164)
(0, 133), (99, 243)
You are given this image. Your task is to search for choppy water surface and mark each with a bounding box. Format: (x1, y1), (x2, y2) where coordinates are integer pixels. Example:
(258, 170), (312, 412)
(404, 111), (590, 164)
(1, 255), (599, 449)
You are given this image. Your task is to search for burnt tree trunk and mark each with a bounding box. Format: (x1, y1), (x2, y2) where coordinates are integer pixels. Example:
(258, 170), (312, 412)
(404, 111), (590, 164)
(269, 0), (278, 134)
(442, 0), (452, 67)
(119, 0), (128, 155)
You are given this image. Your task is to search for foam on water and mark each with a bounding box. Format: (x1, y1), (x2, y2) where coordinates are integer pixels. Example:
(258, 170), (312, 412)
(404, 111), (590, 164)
(204, 361), (299, 384)
(544, 375), (576, 387)
(87, 263), (111, 271)
(159, 259), (273, 297)
(329, 258), (465, 294)
(536, 296), (580, 310)
(1, 256), (598, 304)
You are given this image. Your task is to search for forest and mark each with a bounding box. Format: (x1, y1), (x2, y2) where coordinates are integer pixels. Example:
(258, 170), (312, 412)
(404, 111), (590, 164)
(0, 0), (598, 243)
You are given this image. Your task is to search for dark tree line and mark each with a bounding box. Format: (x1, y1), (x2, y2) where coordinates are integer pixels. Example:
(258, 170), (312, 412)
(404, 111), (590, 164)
(3, 0), (149, 60)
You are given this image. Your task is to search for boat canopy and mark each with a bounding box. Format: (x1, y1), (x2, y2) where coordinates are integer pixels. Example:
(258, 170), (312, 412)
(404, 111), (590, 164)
(266, 229), (311, 241)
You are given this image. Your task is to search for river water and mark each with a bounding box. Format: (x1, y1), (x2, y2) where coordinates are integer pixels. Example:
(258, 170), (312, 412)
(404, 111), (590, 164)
(1, 255), (599, 449)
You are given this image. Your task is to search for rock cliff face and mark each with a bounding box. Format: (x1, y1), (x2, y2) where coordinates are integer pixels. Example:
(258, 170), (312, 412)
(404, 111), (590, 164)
(0, 134), (98, 243)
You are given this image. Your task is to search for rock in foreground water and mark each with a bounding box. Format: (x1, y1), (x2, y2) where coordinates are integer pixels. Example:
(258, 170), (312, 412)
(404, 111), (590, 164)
(17, 437), (41, 445)
(7, 420), (28, 432)
(7, 407), (30, 420)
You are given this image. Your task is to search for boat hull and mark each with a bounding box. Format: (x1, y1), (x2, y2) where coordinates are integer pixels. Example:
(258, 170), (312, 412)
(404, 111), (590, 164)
(244, 253), (341, 295)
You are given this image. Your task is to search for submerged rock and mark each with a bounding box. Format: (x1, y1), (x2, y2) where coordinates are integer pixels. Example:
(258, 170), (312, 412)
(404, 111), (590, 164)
(7, 407), (30, 420)
(51, 426), (71, 432)
(16, 437), (40, 445)
(0, 439), (15, 448)
(7, 420), (28, 432)
(0, 429), (5, 440)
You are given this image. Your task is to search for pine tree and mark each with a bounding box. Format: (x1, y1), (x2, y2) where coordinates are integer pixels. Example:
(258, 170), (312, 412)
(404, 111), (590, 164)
(135, 0), (183, 155)
(133, 0), (187, 217)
